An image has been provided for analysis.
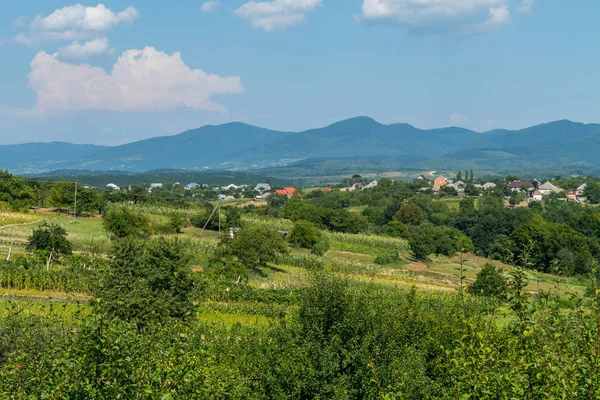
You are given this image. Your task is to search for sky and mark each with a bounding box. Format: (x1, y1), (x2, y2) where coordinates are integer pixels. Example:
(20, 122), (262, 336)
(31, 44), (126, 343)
(0, 0), (599, 145)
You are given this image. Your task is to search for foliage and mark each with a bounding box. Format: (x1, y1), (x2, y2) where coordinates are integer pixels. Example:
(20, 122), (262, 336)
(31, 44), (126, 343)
(288, 220), (322, 249)
(395, 203), (426, 226)
(95, 237), (196, 329)
(218, 225), (288, 270)
(373, 251), (400, 265)
(409, 226), (473, 260)
(311, 235), (330, 256)
(26, 223), (73, 255)
(467, 263), (507, 298)
(382, 220), (409, 239)
(103, 207), (151, 239)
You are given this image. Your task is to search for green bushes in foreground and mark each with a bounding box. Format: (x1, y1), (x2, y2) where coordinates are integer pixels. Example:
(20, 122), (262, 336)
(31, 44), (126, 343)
(2, 269), (600, 398)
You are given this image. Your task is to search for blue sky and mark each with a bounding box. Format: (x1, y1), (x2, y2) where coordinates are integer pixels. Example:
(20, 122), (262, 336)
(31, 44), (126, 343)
(0, 0), (598, 145)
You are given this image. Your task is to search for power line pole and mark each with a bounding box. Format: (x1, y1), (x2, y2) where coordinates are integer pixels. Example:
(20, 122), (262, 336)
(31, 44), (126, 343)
(73, 181), (78, 223)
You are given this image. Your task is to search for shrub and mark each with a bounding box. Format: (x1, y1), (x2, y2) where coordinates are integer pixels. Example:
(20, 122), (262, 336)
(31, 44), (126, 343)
(468, 263), (507, 298)
(26, 223), (72, 255)
(311, 236), (330, 256)
(219, 225), (288, 269)
(374, 251), (400, 265)
(383, 221), (409, 239)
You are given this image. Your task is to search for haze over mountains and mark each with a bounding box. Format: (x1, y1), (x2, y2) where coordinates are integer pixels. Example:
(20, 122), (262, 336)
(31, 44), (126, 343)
(2, 117), (600, 175)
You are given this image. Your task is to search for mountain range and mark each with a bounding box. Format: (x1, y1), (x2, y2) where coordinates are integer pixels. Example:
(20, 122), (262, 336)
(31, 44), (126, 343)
(3, 117), (600, 175)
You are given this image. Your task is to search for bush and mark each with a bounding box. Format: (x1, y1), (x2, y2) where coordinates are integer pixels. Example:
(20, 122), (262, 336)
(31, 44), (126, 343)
(103, 207), (151, 239)
(374, 251), (400, 265)
(26, 223), (72, 255)
(468, 263), (507, 298)
(382, 221), (409, 239)
(289, 220), (322, 249)
(311, 236), (330, 256)
(95, 237), (196, 328)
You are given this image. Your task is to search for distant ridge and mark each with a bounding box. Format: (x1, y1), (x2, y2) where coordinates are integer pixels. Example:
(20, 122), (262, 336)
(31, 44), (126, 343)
(3, 118), (600, 174)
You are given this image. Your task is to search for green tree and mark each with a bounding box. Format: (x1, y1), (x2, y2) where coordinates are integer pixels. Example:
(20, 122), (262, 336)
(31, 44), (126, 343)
(289, 220), (322, 249)
(383, 221), (409, 239)
(457, 171), (462, 182)
(103, 207), (151, 239)
(586, 181), (600, 204)
(221, 225), (288, 269)
(459, 198), (475, 216)
(26, 223), (73, 255)
(468, 263), (507, 298)
(395, 203), (426, 226)
(311, 235), (330, 256)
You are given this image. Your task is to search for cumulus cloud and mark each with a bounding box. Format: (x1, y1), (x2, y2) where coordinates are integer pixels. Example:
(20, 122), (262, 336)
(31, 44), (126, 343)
(235, 0), (322, 31)
(25, 47), (243, 115)
(518, 0), (534, 13)
(14, 4), (139, 46)
(201, 1), (220, 12)
(357, 0), (514, 35)
(57, 38), (111, 59)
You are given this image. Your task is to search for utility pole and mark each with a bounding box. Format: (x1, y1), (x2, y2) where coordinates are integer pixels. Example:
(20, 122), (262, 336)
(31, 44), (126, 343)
(73, 181), (78, 223)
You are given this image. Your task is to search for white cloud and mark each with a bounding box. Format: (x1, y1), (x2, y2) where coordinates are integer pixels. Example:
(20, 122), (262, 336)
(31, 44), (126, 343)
(14, 4), (139, 46)
(235, 0), (322, 31)
(518, 0), (534, 13)
(201, 1), (220, 13)
(358, 0), (514, 35)
(57, 38), (111, 59)
(25, 47), (243, 115)
(450, 113), (469, 125)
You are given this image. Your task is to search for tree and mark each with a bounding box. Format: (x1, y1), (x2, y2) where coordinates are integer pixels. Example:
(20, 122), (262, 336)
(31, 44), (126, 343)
(459, 198), (475, 216)
(225, 207), (242, 228)
(168, 213), (187, 234)
(103, 207), (151, 239)
(383, 221), (409, 239)
(457, 171), (462, 182)
(468, 263), (507, 298)
(289, 220), (322, 249)
(587, 182), (600, 204)
(220, 225), (288, 269)
(469, 169), (474, 183)
(311, 236), (330, 256)
(27, 223), (72, 255)
(395, 203), (426, 226)
(95, 237), (196, 329)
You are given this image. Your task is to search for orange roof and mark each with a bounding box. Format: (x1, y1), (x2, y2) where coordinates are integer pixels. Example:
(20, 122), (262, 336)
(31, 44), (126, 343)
(275, 190), (287, 196)
(284, 187), (297, 196)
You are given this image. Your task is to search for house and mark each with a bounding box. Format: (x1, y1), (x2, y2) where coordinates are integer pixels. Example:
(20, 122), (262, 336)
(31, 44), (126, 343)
(576, 183), (587, 196)
(446, 180), (466, 196)
(414, 175), (430, 183)
(185, 183), (200, 190)
(106, 183), (120, 191)
(532, 190), (544, 201)
(150, 183), (163, 189)
(362, 181), (378, 190)
(433, 176), (449, 192)
(538, 182), (562, 196)
(508, 180), (534, 192)
(254, 183), (271, 192)
(217, 194), (227, 200)
(350, 182), (365, 191)
(566, 189), (577, 201)
(221, 184), (248, 191)
(323, 189), (332, 193)
(475, 182), (497, 190)
(255, 192), (271, 201)
(275, 187), (297, 199)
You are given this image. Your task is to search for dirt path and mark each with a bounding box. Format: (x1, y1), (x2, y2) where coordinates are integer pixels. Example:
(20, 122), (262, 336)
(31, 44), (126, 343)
(428, 170), (437, 177)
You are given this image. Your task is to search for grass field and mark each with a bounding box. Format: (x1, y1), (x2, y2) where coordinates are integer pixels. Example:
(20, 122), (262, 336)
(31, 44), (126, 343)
(0, 209), (589, 327)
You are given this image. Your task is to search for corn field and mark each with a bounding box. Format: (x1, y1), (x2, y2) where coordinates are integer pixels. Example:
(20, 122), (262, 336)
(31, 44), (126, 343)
(326, 232), (410, 253)
(0, 212), (44, 227)
(0, 263), (92, 293)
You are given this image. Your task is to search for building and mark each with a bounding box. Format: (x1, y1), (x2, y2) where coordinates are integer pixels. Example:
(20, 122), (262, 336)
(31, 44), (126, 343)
(362, 181), (378, 190)
(150, 183), (163, 189)
(538, 182), (562, 196)
(576, 183), (587, 197)
(275, 187), (297, 199)
(508, 180), (534, 192)
(217, 194), (227, 200)
(474, 182), (497, 190)
(255, 192), (271, 201)
(532, 190), (544, 201)
(414, 175), (430, 183)
(221, 184), (248, 191)
(106, 183), (120, 191)
(433, 176), (449, 193)
(254, 183), (271, 192)
(566, 189), (577, 201)
(185, 183), (200, 190)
